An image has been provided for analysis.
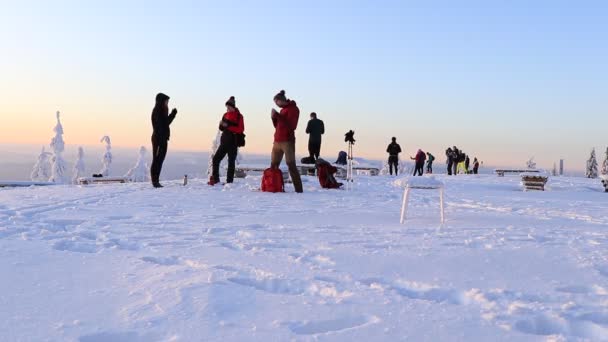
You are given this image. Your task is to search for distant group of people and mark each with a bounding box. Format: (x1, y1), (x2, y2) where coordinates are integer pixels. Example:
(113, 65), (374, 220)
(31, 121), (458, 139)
(384, 139), (479, 177)
(445, 146), (480, 175)
(150, 90), (324, 192)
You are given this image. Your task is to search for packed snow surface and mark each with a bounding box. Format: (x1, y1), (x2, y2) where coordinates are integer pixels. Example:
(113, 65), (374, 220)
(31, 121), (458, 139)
(1, 175), (607, 341)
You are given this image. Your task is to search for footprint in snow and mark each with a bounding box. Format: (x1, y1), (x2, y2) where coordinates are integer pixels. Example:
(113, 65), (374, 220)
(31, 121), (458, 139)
(288, 315), (380, 335)
(140, 256), (180, 266)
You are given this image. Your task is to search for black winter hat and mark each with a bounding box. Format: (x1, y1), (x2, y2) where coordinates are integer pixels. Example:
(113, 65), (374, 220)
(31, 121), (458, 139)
(156, 93), (170, 103)
(225, 96), (236, 107)
(274, 89), (287, 102)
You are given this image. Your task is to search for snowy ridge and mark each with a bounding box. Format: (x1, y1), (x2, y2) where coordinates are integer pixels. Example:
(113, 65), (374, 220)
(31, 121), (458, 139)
(0, 175), (607, 341)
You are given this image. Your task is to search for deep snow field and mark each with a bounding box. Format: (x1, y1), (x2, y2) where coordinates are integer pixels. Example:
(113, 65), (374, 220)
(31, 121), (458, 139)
(1, 174), (607, 341)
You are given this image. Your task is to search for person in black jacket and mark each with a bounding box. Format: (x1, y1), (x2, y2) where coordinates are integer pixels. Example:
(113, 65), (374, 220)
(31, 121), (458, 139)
(446, 147), (454, 175)
(386, 137), (402, 176)
(150, 93), (177, 188)
(305, 112), (325, 161)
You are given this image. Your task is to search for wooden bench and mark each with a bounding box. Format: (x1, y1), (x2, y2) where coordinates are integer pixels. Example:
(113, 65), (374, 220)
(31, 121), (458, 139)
(495, 169), (540, 177)
(521, 173), (548, 191)
(0, 181), (55, 188)
(78, 176), (130, 185)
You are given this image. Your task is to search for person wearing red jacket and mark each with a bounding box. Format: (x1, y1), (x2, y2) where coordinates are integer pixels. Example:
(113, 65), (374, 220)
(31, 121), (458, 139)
(210, 96), (245, 185)
(270, 90), (303, 193)
(410, 149), (427, 176)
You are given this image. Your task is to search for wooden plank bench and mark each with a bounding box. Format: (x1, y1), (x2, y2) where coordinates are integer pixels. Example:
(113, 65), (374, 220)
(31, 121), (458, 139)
(399, 176), (445, 226)
(495, 169), (540, 177)
(78, 177), (130, 185)
(0, 181), (55, 188)
(521, 173), (548, 191)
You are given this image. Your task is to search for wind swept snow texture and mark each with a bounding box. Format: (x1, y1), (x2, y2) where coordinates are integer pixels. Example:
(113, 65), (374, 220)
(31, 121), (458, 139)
(0, 175), (607, 341)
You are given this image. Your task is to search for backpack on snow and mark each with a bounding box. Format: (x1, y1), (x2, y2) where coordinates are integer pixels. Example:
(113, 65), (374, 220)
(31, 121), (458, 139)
(316, 159), (342, 189)
(335, 151), (348, 165)
(261, 168), (285, 193)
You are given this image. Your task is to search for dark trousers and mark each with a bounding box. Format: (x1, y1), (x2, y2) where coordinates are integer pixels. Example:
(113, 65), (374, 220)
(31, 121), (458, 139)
(212, 143), (238, 183)
(308, 140), (321, 160)
(413, 162), (424, 176)
(426, 161), (433, 174)
(452, 161), (458, 175)
(447, 161), (453, 175)
(388, 156), (399, 175)
(150, 136), (168, 184)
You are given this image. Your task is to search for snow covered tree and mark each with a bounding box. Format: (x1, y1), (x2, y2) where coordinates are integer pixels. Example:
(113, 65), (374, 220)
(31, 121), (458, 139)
(49, 111), (68, 183)
(586, 148), (598, 178)
(72, 147), (86, 184)
(601, 147), (608, 176)
(99, 136), (113, 177)
(206, 131), (222, 178)
(551, 162), (557, 176)
(526, 157), (536, 169)
(126, 146), (149, 182)
(31, 147), (52, 182)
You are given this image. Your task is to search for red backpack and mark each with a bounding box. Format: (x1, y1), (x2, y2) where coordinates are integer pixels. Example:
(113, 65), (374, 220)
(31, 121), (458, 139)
(261, 168), (285, 193)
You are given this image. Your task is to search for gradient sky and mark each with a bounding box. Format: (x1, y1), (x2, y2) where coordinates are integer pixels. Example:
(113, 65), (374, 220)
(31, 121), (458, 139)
(2, 0), (607, 171)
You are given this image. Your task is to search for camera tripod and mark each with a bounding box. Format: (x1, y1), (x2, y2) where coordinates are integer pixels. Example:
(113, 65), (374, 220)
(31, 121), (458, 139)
(346, 141), (354, 188)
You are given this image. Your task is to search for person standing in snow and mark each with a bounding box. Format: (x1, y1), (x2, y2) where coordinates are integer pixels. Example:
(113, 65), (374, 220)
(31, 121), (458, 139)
(410, 149), (426, 176)
(446, 147), (454, 175)
(270, 90), (303, 193)
(464, 155), (471, 174)
(150, 93), (177, 188)
(386, 137), (402, 176)
(209, 96), (245, 185)
(305, 112), (325, 162)
(452, 146), (461, 175)
(426, 152), (435, 174)
(473, 157), (480, 174)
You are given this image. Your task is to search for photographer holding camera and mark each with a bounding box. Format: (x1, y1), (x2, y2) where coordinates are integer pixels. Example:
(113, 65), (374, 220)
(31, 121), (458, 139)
(270, 90), (303, 193)
(150, 93), (177, 188)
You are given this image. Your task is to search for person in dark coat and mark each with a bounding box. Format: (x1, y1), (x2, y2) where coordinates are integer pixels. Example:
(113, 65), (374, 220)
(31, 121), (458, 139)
(464, 155), (471, 174)
(305, 112), (325, 161)
(473, 157), (480, 174)
(446, 148), (454, 175)
(386, 137), (402, 176)
(426, 152), (435, 174)
(150, 93), (177, 188)
(209, 96), (245, 185)
(410, 149), (427, 176)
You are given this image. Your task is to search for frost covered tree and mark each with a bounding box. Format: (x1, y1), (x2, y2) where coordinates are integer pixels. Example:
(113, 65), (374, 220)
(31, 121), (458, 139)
(49, 111), (68, 183)
(126, 146), (149, 182)
(526, 157), (536, 169)
(99, 136), (113, 177)
(206, 131), (222, 178)
(71, 147), (86, 184)
(601, 147), (608, 176)
(31, 147), (52, 182)
(586, 148), (598, 178)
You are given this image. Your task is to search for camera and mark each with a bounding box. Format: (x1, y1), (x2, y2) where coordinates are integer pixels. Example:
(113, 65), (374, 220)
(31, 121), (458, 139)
(344, 130), (355, 144)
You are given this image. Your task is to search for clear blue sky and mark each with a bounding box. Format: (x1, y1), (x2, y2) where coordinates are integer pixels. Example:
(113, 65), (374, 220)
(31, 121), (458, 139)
(1, 0), (606, 171)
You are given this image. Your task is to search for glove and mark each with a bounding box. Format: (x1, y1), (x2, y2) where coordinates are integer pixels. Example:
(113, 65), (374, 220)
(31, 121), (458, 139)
(171, 108), (178, 116)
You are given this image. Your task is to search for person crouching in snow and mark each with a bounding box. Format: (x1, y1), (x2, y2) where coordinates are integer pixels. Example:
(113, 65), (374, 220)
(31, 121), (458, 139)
(209, 96), (245, 185)
(270, 90), (303, 193)
(410, 149), (426, 176)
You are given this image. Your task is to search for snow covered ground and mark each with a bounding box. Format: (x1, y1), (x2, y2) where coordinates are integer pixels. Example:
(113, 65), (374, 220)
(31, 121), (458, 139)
(1, 174), (607, 341)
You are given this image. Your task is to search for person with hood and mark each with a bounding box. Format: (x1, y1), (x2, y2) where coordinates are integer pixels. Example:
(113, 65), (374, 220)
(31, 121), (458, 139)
(150, 93), (177, 188)
(445, 147), (454, 175)
(270, 90), (303, 193)
(410, 149), (427, 176)
(452, 146), (461, 175)
(305, 112), (325, 161)
(386, 137), (402, 176)
(209, 96), (245, 185)
(473, 157), (480, 174)
(426, 152), (435, 174)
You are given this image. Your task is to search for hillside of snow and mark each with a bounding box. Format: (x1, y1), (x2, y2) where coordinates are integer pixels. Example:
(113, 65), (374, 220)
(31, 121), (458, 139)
(1, 174), (607, 341)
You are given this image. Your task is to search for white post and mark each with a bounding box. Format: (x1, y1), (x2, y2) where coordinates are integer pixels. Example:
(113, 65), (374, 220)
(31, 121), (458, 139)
(439, 187), (445, 225)
(400, 187), (411, 225)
